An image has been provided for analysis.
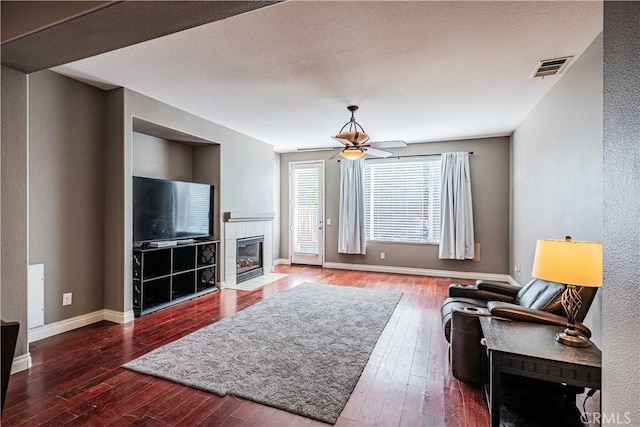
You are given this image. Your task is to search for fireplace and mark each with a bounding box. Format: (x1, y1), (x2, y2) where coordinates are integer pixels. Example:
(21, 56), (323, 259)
(236, 236), (264, 283)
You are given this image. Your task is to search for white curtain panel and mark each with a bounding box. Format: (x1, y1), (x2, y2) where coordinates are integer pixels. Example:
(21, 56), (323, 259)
(439, 152), (475, 260)
(338, 158), (366, 254)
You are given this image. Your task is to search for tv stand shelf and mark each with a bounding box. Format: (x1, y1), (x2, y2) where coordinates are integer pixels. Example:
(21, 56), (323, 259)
(133, 240), (219, 317)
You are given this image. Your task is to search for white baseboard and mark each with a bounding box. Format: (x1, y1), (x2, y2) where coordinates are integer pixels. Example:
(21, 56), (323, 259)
(11, 352), (32, 374)
(104, 309), (134, 324)
(274, 258), (291, 266)
(29, 309), (134, 343)
(323, 262), (510, 282)
(29, 310), (105, 343)
(508, 276), (522, 287)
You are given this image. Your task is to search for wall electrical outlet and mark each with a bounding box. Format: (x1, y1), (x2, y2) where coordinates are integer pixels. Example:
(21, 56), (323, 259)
(63, 292), (72, 306)
(380, 252), (386, 260)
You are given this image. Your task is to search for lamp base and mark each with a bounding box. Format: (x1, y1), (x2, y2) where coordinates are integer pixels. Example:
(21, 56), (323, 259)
(555, 328), (591, 348)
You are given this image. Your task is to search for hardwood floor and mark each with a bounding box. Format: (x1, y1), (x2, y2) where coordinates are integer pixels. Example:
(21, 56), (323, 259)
(2, 267), (597, 426)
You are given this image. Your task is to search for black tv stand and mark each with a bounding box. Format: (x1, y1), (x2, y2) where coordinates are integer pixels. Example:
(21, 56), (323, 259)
(133, 239), (219, 317)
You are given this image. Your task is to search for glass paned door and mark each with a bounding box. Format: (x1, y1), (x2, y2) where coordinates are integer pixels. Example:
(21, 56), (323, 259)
(290, 162), (324, 265)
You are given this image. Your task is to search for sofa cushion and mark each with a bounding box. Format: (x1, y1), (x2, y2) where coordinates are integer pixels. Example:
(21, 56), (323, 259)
(515, 279), (565, 314)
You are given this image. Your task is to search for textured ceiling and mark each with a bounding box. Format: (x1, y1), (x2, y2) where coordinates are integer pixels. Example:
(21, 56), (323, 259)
(1, 0), (279, 74)
(54, 1), (602, 152)
(2, 1), (280, 73)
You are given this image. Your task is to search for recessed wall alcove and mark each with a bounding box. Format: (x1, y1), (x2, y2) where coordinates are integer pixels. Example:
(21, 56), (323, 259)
(131, 117), (221, 229)
(104, 89), (276, 319)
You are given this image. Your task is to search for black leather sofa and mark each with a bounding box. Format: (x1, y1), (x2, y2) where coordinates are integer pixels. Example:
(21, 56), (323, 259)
(441, 279), (597, 385)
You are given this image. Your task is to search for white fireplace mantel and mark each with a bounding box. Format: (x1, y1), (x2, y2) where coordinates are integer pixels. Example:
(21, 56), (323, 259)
(224, 212), (275, 222)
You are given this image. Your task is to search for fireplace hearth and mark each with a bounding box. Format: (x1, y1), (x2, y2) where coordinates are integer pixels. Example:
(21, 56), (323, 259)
(236, 236), (264, 284)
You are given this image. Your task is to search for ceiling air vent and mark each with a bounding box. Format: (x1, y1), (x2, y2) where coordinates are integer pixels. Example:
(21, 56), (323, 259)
(531, 56), (573, 78)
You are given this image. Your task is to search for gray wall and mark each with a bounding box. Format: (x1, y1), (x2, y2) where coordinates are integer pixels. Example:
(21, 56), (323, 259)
(132, 131), (222, 238)
(510, 34), (603, 345)
(603, 2), (640, 423)
(219, 133), (275, 215)
(123, 89), (274, 216)
(280, 137), (510, 275)
(132, 132), (194, 182)
(273, 152), (281, 260)
(104, 88), (275, 312)
(193, 144), (221, 240)
(0, 66), (29, 357)
(28, 70), (105, 323)
(104, 89), (126, 313)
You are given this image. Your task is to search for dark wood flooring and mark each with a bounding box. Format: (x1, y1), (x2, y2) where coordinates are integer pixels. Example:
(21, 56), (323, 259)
(3, 266), (598, 426)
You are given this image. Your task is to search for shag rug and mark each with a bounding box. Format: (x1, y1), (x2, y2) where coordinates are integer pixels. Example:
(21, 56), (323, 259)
(123, 283), (403, 424)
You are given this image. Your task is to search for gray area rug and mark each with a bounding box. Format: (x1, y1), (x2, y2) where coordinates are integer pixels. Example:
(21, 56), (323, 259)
(123, 282), (403, 424)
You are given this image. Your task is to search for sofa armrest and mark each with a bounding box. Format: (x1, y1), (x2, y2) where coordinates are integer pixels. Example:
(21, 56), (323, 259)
(487, 301), (592, 338)
(476, 280), (521, 297)
(449, 284), (516, 302)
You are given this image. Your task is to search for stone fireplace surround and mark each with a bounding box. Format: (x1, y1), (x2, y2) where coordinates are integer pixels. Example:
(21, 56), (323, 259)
(223, 214), (274, 287)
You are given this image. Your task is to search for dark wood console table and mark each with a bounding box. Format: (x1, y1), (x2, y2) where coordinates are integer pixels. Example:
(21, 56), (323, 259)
(479, 317), (601, 427)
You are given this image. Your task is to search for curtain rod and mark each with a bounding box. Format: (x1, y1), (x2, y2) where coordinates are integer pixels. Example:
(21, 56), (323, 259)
(338, 151), (473, 162)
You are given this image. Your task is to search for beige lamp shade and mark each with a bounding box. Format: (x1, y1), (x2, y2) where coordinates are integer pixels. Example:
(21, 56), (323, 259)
(532, 238), (603, 287)
(335, 131), (370, 145)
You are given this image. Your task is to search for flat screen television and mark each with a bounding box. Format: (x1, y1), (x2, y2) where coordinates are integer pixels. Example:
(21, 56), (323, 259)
(133, 176), (214, 243)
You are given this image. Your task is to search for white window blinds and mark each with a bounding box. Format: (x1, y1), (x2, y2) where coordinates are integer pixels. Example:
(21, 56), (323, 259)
(292, 166), (320, 254)
(364, 158), (441, 244)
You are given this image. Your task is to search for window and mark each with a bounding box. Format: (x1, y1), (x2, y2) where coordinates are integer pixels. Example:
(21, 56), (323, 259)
(364, 157), (441, 244)
(292, 165), (320, 254)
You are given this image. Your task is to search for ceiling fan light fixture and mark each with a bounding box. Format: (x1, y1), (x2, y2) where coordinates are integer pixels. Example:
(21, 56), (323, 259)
(329, 105), (398, 160)
(339, 147), (365, 160)
(334, 105), (370, 145)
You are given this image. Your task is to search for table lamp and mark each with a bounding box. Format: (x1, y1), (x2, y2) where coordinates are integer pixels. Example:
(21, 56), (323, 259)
(532, 236), (602, 347)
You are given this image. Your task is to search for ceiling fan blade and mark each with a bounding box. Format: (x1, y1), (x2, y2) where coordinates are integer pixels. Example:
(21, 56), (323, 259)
(296, 147), (335, 152)
(329, 150), (344, 160)
(369, 140), (407, 149)
(331, 136), (353, 146)
(365, 148), (394, 158)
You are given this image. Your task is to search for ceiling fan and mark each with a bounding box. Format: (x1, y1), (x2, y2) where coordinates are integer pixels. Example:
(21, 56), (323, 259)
(331, 105), (407, 159)
(297, 105), (407, 160)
